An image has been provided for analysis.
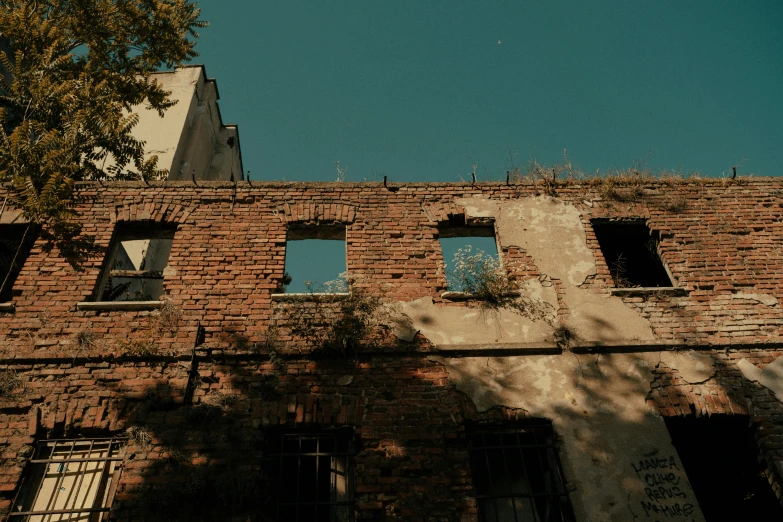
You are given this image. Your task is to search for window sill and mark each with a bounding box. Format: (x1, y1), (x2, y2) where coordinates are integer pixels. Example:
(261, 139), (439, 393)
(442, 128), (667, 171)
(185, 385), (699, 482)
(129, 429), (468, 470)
(441, 290), (521, 301)
(609, 287), (687, 297)
(271, 293), (350, 302)
(0, 302), (15, 313)
(77, 301), (164, 311)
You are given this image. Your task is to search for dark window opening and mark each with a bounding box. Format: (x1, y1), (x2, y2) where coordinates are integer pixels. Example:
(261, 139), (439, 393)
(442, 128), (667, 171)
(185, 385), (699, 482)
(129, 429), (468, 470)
(96, 224), (175, 301)
(591, 220), (673, 288)
(284, 226), (347, 293)
(665, 414), (783, 521)
(10, 438), (125, 520)
(0, 224), (38, 302)
(266, 430), (355, 522)
(468, 420), (576, 522)
(438, 226), (500, 293)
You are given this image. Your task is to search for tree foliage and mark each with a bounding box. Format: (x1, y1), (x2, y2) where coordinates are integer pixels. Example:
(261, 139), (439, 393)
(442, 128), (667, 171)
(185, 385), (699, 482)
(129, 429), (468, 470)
(0, 0), (206, 225)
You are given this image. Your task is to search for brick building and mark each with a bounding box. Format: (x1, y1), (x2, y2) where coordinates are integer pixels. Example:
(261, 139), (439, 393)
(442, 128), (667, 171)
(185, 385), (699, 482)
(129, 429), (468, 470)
(2, 75), (783, 522)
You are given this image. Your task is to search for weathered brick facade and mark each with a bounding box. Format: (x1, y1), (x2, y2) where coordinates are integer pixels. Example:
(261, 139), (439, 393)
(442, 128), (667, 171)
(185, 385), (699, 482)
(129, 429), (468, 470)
(1, 178), (783, 521)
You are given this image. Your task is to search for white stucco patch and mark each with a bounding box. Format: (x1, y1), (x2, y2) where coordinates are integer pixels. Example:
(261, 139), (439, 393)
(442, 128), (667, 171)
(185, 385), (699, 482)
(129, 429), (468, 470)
(731, 293), (778, 307)
(564, 286), (655, 342)
(453, 196), (656, 345)
(432, 353), (705, 521)
(737, 357), (783, 403)
(399, 296), (555, 347)
(660, 351), (715, 384)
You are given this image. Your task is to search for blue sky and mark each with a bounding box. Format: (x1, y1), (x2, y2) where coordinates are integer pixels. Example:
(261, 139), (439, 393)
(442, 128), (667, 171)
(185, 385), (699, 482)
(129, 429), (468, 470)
(193, 1), (782, 182)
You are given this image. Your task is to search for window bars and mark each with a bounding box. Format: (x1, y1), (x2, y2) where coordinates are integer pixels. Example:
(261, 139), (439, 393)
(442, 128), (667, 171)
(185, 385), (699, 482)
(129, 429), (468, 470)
(9, 438), (125, 521)
(468, 422), (575, 522)
(270, 431), (354, 522)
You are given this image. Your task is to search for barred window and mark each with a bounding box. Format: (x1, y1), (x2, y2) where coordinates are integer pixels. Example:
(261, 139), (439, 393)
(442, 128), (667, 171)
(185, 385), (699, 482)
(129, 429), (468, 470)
(268, 431), (355, 522)
(10, 438), (125, 521)
(468, 421), (575, 522)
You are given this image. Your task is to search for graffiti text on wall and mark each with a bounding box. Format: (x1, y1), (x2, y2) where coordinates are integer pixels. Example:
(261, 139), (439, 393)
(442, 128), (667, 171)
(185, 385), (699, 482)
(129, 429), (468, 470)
(632, 455), (696, 519)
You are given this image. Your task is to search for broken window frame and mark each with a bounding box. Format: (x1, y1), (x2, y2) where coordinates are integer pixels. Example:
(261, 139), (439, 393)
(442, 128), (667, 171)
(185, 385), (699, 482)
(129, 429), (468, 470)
(0, 223), (39, 303)
(93, 223), (176, 302)
(467, 420), (576, 522)
(280, 224), (348, 295)
(9, 437), (126, 520)
(266, 429), (356, 521)
(590, 218), (679, 292)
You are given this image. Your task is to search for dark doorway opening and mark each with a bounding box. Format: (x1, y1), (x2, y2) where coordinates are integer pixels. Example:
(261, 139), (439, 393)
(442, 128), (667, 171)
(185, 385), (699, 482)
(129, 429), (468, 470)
(665, 414), (783, 520)
(591, 220), (673, 288)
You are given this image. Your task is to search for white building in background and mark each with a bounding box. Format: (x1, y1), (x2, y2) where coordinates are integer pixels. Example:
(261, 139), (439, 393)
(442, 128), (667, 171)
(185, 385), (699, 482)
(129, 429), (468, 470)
(135, 65), (244, 182)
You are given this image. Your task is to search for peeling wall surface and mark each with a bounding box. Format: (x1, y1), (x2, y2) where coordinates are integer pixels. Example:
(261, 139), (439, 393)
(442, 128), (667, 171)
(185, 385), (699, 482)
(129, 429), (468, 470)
(435, 351), (709, 521)
(3, 179), (783, 520)
(401, 196), (655, 348)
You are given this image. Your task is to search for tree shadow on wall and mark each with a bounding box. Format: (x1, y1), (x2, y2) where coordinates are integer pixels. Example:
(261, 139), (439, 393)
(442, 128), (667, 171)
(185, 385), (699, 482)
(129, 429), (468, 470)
(108, 365), (277, 521)
(442, 349), (783, 520)
(40, 223), (103, 271)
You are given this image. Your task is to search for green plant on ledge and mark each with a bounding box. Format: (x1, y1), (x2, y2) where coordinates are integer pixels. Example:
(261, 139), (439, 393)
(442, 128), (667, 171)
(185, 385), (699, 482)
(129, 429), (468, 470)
(287, 274), (390, 357)
(448, 246), (552, 320)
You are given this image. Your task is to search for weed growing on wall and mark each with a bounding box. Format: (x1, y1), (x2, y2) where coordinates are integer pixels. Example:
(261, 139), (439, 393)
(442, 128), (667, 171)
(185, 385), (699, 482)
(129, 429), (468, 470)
(0, 369), (23, 398)
(553, 324), (578, 349)
(448, 246), (506, 295)
(448, 246), (551, 320)
(599, 176), (645, 202)
(127, 426), (153, 449)
(284, 274), (392, 357)
(120, 298), (181, 356)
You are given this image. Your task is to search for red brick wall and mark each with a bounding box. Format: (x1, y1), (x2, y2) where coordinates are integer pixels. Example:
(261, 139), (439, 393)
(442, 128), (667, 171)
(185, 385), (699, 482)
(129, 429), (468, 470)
(2, 178), (783, 519)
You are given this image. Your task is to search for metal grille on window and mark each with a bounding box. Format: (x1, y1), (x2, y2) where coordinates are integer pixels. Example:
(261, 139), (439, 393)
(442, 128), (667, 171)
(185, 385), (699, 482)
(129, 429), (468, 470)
(468, 421), (575, 522)
(271, 431), (354, 522)
(9, 438), (125, 521)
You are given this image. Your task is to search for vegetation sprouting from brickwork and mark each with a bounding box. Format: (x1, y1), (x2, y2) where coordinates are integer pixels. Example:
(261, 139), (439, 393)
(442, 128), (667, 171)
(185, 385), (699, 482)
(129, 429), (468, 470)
(120, 298), (181, 356)
(0, 369), (22, 398)
(448, 246), (553, 321)
(276, 274), (398, 357)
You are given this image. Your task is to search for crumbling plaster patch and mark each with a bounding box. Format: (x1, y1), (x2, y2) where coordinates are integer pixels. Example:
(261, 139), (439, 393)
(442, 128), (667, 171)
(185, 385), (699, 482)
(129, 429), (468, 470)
(433, 352), (705, 521)
(660, 350), (716, 384)
(731, 293), (779, 307)
(737, 357), (783, 403)
(396, 196), (654, 347)
(398, 278), (557, 347)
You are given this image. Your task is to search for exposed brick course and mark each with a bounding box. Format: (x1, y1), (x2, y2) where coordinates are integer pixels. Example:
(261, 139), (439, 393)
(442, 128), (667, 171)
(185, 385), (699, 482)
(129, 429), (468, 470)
(2, 178), (783, 519)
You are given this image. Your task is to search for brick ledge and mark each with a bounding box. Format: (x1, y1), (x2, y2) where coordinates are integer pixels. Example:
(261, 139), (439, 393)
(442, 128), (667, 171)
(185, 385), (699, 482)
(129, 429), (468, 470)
(610, 287), (687, 297)
(271, 293), (350, 302)
(76, 301), (163, 311)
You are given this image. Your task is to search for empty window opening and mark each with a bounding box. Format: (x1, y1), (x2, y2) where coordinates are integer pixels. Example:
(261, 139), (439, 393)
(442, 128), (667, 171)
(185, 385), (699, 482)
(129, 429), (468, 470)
(284, 226), (346, 293)
(10, 438), (125, 520)
(665, 414), (783, 521)
(0, 224), (38, 302)
(591, 220), (673, 288)
(468, 421), (576, 522)
(439, 226), (499, 293)
(267, 431), (355, 522)
(97, 224), (174, 301)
